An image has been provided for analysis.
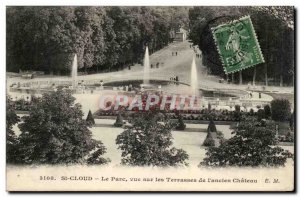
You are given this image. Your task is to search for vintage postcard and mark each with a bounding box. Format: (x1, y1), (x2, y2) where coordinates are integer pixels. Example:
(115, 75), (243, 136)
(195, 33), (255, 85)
(6, 6), (295, 191)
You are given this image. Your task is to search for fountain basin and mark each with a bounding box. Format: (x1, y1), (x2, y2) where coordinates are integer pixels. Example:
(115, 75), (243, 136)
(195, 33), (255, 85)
(140, 83), (158, 89)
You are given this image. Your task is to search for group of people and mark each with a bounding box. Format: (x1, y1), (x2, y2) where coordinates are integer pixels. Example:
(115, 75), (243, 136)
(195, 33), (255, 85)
(150, 62), (164, 69)
(113, 84), (134, 92)
(196, 53), (201, 58)
(170, 75), (179, 84)
(171, 51), (178, 56)
(248, 92), (262, 99)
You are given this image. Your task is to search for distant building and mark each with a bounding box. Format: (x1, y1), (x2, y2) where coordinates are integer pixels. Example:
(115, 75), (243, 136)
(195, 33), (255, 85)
(174, 28), (188, 42)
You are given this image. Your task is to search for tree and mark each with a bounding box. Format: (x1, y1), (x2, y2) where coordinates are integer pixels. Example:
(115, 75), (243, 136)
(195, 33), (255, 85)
(116, 111), (189, 167)
(271, 99), (291, 121)
(200, 117), (293, 167)
(6, 7), (79, 74)
(7, 7), (190, 74)
(86, 109), (95, 125)
(6, 96), (20, 163)
(188, 7), (294, 86)
(17, 88), (110, 165)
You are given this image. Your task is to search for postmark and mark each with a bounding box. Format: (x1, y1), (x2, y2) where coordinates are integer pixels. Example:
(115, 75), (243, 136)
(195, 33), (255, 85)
(212, 16), (265, 74)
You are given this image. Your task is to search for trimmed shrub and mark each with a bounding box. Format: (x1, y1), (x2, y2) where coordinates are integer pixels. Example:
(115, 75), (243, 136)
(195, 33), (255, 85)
(208, 103), (211, 111)
(233, 105), (241, 121)
(86, 110), (95, 125)
(271, 99), (291, 121)
(257, 109), (265, 121)
(175, 115), (186, 130)
(114, 113), (125, 127)
(235, 105), (241, 112)
(203, 131), (215, 147)
(207, 119), (217, 132)
(249, 108), (254, 116)
(264, 105), (271, 119)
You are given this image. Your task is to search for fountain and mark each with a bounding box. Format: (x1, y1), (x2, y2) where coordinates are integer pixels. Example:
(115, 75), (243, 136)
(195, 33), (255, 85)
(190, 56), (199, 96)
(143, 46), (150, 85)
(140, 46), (155, 90)
(71, 54), (78, 89)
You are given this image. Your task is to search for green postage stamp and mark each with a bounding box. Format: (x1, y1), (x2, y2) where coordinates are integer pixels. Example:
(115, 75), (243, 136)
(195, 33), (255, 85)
(212, 16), (265, 74)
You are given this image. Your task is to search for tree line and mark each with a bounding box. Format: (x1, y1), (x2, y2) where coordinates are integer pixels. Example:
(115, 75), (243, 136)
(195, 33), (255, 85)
(6, 6), (190, 74)
(188, 6), (294, 86)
